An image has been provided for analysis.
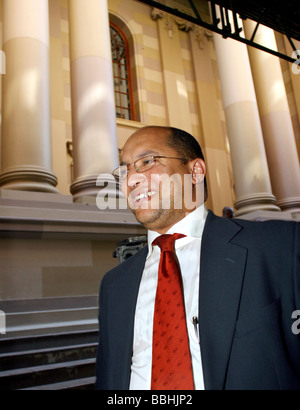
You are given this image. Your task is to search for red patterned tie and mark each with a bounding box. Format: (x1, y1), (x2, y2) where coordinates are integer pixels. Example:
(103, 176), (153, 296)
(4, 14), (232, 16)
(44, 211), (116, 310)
(151, 233), (195, 390)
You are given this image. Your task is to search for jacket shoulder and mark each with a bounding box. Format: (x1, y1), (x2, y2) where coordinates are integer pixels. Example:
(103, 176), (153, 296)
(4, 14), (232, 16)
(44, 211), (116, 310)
(101, 245), (148, 288)
(204, 210), (299, 253)
(206, 210), (298, 235)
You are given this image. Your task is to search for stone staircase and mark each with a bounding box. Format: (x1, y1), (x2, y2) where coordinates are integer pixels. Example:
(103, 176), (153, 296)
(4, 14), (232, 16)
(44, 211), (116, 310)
(0, 296), (99, 390)
(0, 296), (99, 338)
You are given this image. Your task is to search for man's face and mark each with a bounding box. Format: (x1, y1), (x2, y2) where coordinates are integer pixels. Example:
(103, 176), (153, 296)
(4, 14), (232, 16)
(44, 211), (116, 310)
(120, 128), (201, 234)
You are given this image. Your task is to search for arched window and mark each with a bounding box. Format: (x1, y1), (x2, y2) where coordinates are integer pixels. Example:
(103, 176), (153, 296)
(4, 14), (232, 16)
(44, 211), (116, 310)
(110, 23), (135, 121)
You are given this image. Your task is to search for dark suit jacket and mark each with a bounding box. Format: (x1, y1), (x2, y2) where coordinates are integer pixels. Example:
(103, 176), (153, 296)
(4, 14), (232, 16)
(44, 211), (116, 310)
(96, 211), (300, 390)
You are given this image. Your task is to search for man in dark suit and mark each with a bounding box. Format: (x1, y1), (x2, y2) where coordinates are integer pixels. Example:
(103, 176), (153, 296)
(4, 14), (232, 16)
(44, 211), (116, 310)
(96, 126), (300, 390)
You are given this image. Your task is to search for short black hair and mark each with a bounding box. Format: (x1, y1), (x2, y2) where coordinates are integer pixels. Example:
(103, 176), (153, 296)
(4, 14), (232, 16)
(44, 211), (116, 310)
(166, 127), (208, 201)
(136, 126), (208, 200)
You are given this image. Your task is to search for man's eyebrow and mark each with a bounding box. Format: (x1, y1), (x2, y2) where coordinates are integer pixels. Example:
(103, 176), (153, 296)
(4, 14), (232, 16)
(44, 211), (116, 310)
(120, 150), (159, 166)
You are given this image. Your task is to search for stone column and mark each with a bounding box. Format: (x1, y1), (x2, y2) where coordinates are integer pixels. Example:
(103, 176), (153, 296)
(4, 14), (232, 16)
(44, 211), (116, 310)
(151, 9), (193, 134)
(212, 12), (279, 215)
(68, 0), (119, 203)
(188, 27), (235, 215)
(0, 0), (58, 193)
(286, 39), (300, 126)
(284, 37), (300, 160)
(244, 21), (300, 211)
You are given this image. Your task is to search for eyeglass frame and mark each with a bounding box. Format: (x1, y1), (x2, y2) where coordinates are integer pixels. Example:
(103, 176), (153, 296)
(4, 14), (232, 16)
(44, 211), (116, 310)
(112, 155), (188, 181)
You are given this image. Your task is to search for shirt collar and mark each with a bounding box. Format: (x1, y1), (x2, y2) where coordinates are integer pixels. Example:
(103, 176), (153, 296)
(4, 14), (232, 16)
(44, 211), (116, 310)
(146, 204), (208, 259)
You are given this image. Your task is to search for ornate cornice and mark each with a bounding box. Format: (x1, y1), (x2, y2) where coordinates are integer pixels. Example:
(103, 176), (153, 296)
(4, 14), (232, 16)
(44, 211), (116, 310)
(150, 7), (212, 46)
(192, 26), (213, 49)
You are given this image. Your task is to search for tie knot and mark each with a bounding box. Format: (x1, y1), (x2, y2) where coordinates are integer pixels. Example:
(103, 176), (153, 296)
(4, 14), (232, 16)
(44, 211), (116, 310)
(153, 233), (186, 252)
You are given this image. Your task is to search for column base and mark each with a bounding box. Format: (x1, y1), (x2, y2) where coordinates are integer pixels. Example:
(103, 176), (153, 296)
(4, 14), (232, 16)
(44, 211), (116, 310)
(236, 209), (300, 222)
(234, 192), (281, 216)
(71, 175), (100, 203)
(0, 166), (59, 194)
(276, 197), (300, 212)
(71, 174), (127, 208)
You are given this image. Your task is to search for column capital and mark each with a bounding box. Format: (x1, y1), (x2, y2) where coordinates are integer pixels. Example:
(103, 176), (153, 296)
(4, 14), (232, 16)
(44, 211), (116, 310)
(150, 6), (213, 46)
(150, 7), (164, 21)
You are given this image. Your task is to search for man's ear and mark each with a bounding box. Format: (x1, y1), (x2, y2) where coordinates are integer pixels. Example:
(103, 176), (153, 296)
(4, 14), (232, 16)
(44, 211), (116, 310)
(191, 159), (206, 184)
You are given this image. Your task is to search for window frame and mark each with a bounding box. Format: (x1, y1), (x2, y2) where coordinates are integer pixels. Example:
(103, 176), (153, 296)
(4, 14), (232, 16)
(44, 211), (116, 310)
(110, 22), (135, 121)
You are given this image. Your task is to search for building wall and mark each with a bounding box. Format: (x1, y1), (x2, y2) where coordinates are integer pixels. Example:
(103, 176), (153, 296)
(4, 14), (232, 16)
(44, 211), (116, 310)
(45, 0), (237, 214)
(49, 0), (73, 195)
(275, 32), (300, 156)
(0, 236), (118, 300)
(0, 0), (299, 303)
(43, 0), (299, 213)
(0, 0), (297, 205)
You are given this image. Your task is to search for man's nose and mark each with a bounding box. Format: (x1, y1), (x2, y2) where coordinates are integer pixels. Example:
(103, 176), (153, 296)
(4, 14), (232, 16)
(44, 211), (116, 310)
(121, 171), (146, 196)
(127, 171), (147, 188)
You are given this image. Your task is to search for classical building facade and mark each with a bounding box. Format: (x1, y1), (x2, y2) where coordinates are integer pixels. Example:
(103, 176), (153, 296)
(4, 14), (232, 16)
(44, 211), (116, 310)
(0, 0), (299, 311)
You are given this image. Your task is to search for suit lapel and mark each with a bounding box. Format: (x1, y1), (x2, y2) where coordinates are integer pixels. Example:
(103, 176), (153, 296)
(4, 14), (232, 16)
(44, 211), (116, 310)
(108, 246), (148, 389)
(199, 211), (247, 390)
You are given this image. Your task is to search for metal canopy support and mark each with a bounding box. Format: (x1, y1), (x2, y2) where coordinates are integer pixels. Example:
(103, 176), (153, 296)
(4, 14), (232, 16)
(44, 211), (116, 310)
(137, 0), (299, 64)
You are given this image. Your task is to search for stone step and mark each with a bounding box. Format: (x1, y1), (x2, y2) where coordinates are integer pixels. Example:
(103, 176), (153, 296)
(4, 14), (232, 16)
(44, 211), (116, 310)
(0, 329), (99, 354)
(0, 297), (99, 390)
(21, 376), (96, 390)
(0, 342), (98, 371)
(0, 296), (98, 338)
(0, 296), (98, 313)
(0, 358), (96, 390)
(4, 307), (98, 338)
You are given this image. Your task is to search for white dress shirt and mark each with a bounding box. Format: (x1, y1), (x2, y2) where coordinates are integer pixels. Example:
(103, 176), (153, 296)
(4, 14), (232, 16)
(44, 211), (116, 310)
(129, 204), (208, 390)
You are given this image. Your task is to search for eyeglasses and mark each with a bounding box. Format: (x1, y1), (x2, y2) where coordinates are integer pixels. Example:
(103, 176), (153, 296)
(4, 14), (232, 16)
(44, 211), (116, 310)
(112, 155), (187, 181)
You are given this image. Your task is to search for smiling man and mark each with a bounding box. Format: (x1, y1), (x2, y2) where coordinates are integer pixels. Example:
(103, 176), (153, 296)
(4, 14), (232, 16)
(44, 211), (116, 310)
(96, 126), (300, 390)
(117, 126), (206, 233)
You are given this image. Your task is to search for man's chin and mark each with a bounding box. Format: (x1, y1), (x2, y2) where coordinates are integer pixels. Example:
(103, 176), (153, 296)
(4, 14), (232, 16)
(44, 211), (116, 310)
(132, 207), (163, 229)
